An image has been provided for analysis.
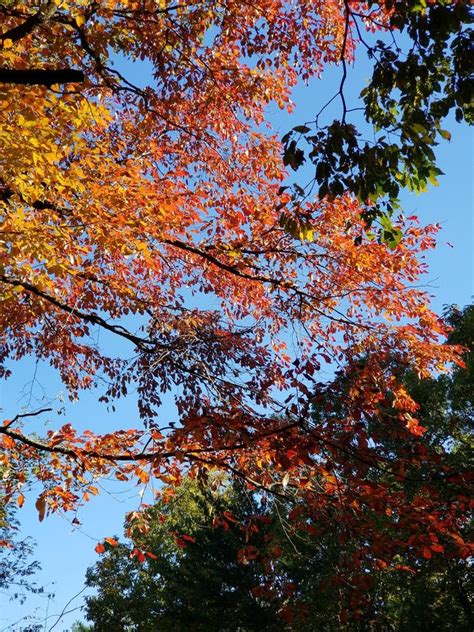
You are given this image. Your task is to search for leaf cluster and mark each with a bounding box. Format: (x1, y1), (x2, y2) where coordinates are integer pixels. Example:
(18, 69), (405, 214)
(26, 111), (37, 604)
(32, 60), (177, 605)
(282, 0), (473, 239)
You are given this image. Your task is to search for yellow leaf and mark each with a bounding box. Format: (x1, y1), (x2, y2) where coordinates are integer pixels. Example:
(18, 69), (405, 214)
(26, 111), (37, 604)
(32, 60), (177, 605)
(137, 469), (150, 483)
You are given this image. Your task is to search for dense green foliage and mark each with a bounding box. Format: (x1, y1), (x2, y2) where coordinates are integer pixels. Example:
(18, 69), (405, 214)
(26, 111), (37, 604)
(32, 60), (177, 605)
(82, 477), (283, 631)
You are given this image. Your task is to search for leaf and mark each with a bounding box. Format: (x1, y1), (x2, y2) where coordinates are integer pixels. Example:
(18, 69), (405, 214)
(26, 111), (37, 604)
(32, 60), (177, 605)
(137, 469), (150, 484)
(74, 14), (86, 27)
(394, 564), (416, 574)
(223, 511), (238, 524)
(422, 546), (432, 559)
(17, 493), (25, 508)
(2, 435), (15, 449)
(439, 129), (451, 141)
(181, 534), (196, 544)
(131, 548), (146, 563)
(293, 125), (311, 134)
(35, 495), (46, 522)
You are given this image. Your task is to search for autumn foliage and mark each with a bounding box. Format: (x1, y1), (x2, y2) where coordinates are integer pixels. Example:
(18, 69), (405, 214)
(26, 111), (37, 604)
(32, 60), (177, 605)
(0, 0), (471, 618)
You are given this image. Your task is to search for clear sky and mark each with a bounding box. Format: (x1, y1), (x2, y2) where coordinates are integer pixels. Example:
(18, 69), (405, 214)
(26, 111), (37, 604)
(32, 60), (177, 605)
(1, 44), (473, 632)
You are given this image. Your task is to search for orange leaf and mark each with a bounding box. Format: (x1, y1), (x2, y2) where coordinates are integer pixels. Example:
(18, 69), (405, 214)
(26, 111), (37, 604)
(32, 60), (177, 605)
(2, 435), (15, 449)
(136, 469), (150, 484)
(35, 495), (46, 522)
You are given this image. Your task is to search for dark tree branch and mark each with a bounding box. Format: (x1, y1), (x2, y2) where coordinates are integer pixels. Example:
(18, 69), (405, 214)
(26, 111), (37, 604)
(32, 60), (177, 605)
(3, 407), (53, 429)
(339, 1), (351, 124)
(164, 238), (373, 331)
(0, 68), (84, 86)
(0, 275), (155, 352)
(0, 0), (57, 44)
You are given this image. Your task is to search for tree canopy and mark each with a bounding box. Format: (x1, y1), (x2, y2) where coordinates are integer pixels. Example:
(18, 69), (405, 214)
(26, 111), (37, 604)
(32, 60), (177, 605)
(0, 0), (472, 620)
(83, 304), (473, 630)
(283, 0), (473, 233)
(83, 477), (283, 631)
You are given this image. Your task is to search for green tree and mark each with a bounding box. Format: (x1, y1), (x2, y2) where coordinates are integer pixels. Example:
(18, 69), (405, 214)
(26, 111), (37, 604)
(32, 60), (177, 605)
(0, 500), (45, 632)
(83, 476), (284, 631)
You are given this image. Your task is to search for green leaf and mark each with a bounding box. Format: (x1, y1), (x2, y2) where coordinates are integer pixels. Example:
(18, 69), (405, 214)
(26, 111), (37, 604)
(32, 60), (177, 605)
(293, 125), (311, 134)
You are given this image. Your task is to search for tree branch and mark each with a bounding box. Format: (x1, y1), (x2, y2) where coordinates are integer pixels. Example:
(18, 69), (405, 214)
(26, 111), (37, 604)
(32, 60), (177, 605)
(0, 275), (155, 352)
(0, 0), (57, 44)
(0, 68), (84, 86)
(3, 407), (53, 429)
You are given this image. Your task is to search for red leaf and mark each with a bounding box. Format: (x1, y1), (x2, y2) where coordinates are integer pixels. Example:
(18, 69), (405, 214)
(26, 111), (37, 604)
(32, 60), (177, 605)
(131, 548), (146, 563)
(394, 564), (416, 574)
(223, 511), (238, 523)
(181, 534), (196, 544)
(279, 606), (294, 624)
(422, 546), (432, 559)
(430, 543), (444, 553)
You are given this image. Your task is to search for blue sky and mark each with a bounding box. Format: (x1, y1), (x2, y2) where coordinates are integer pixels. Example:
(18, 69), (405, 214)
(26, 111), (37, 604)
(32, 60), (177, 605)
(1, 43), (472, 632)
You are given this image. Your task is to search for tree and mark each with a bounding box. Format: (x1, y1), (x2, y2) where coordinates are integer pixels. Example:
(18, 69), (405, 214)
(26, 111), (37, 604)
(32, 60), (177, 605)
(81, 475), (353, 631)
(0, 500), (42, 605)
(288, 302), (473, 629)
(71, 624), (92, 632)
(82, 476), (284, 631)
(0, 462), (47, 630)
(0, 0), (471, 615)
(82, 305), (473, 631)
(282, 0), (473, 238)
